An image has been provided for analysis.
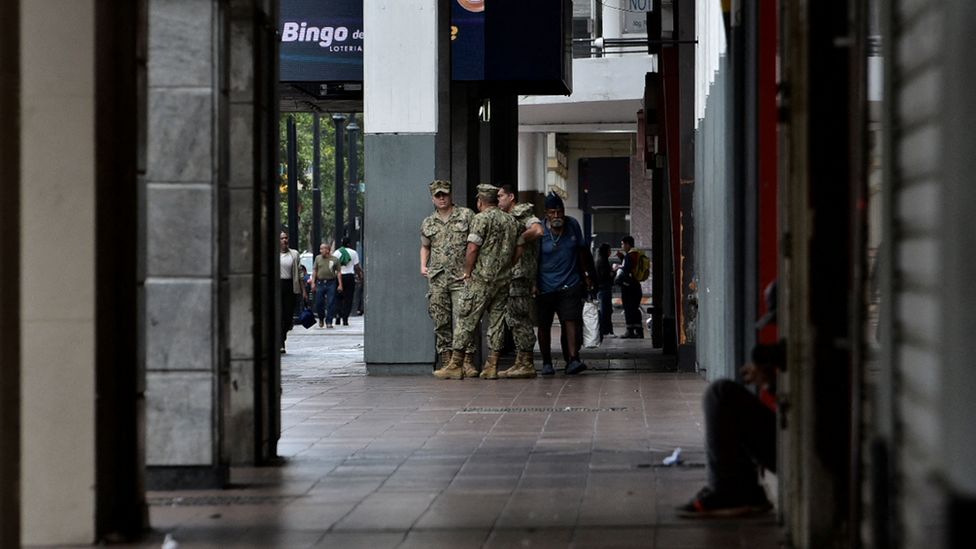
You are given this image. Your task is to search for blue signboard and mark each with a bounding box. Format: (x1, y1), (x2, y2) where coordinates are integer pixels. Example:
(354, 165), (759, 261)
(280, 0), (363, 82)
(451, 0), (572, 95)
(452, 0), (486, 80)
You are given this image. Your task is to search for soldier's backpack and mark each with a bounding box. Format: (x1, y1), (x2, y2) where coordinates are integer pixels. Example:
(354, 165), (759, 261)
(633, 250), (651, 282)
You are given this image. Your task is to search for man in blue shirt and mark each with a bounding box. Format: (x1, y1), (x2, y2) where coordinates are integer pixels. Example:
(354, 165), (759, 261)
(536, 192), (594, 375)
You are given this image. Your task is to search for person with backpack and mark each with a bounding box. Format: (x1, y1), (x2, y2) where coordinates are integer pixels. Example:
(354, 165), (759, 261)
(615, 235), (647, 338)
(332, 237), (363, 326)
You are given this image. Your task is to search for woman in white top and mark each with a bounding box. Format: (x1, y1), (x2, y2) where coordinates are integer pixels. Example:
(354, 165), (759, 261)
(279, 231), (304, 353)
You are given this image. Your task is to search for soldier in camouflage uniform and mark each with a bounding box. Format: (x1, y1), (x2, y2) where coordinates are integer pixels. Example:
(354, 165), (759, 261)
(436, 184), (522, 380)
(421, 180), (475, 370)
(497, 184), (544, 379)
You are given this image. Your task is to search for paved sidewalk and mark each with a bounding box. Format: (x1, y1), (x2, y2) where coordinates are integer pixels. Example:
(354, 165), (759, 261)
(132, 317), (781, 548)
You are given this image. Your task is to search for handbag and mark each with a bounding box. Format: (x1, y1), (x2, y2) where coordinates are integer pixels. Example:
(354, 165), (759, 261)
(582, 299), (601, 348)
(298, 307), (317, 329)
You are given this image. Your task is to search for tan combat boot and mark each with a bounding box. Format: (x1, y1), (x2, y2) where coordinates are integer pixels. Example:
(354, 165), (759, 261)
(500, 351), (537, 379)
(515, 351), (538, 378)
(434, 351), (464, 380)
(480, 351), (500, 380)
(462, 353), (479, 379)
(439, 350), (452, 369)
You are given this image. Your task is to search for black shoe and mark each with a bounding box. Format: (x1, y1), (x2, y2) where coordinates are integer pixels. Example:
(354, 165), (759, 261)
(565, 359), (587, 375)
(619, 329), (636, 339)
(676, 486), (772, 518)
(541, 363), (555, 376)
(342, 319), (349, 326)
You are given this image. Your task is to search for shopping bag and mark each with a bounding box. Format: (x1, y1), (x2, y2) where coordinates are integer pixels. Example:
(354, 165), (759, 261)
(582, 299), (601, 348)
(298, 307), (317, 329)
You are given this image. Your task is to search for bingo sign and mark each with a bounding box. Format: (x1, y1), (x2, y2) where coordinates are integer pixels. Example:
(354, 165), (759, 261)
(280, 0), (364, 82)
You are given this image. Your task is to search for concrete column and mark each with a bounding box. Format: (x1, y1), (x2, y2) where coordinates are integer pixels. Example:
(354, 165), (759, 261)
(943, 0), (976, 509)
(224, 0), (279, 465)
(602, 3), (623, 39)
(144, 0), (226, 487)
(601, 2), (623, 57)
(20, 0), (97, 543)
(363, 0), (441, 373)
(517, 132), (547, 194)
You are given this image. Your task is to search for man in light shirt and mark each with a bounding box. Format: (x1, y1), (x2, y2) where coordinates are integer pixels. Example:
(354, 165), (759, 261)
(333, 237), (363, 326)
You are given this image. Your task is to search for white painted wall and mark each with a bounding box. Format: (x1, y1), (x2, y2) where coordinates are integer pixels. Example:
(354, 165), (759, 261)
(364, 0), (438, 134)
(517, 133), (547, 193)
(20, 0), (96, 544)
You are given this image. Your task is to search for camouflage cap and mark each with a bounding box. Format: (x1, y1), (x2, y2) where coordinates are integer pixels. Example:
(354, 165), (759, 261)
(476, 183), (499, 199)
(429, 179), (452, 195)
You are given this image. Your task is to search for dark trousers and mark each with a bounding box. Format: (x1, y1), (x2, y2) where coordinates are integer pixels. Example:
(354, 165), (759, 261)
(704, 379), (777, 494)
(597, 287), (614, 335)
(338, 273), (356, 321)
(621, 282), (643, 333)
(280, 279), (295, 346)
(315, 279), (338, 324)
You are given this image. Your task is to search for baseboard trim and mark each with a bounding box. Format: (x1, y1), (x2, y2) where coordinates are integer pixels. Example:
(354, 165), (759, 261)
(146, 465), (228, 490)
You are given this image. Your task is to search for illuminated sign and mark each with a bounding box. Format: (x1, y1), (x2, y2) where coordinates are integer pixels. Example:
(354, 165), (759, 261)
(451, 0), (572, 95)
(280, 0), (363, 82)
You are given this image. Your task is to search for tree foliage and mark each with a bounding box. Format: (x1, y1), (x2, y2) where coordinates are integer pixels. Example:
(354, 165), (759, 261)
(278, 112), (365, 253)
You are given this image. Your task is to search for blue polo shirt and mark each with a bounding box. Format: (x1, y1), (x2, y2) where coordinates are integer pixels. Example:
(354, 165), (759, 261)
(538, 216), (584, 294)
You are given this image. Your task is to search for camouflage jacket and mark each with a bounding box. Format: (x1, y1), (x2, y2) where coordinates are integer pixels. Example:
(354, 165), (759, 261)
(468, 206), (520, 283)
(510, 203), (541, 282)
(421, 205), (475, 280)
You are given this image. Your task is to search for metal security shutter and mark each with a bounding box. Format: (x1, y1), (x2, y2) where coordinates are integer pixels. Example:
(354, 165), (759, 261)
(888, 0), (946, 545)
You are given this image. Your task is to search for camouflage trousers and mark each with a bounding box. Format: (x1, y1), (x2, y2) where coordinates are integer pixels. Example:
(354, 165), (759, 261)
(427, 274), (464, 353)
(453, 278), (510, 352)
(505, 279), (537, 352)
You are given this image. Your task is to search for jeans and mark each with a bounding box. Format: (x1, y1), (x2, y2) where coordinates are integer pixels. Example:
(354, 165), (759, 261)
(704, 379), (777, 494)
(597, 287), (614, 335)
(315, 279), (338, 324)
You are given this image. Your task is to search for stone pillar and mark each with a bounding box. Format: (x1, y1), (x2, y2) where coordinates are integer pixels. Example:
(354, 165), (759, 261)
(518, 132), (548, 209)
(224, 0), (280, 465)
(364, 0), (442, 373)
(20, 1), (98, 543)
(145, 0), (227, 488)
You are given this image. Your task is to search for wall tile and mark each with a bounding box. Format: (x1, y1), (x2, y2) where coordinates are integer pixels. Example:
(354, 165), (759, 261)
(148, 0), (213, 87)
(146, 279), (213, 370)
(146, 371), (214, 465)
(147, 88), (213, 182)
(147, 185), (213, 276)
(229, 19), (255, 100)
(226, 358), (255, 463)
(229, 104), (255, 189)
(229, 273), (254, 358)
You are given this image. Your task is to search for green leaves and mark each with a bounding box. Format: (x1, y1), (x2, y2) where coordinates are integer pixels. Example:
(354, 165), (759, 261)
(279, 113), (364, 252)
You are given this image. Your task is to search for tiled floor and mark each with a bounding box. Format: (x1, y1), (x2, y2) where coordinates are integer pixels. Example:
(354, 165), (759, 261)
(129, 317), (782, 548)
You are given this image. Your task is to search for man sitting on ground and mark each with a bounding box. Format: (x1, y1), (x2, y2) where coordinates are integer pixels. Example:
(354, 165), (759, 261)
(678, 341), (783, 517)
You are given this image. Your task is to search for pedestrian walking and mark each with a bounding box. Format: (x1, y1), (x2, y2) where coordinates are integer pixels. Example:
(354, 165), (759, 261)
(616, 235), (645, 338)
(278, 231), (305, 353)
(333, 237), (362, 326)
(311, 242), (343, 328)
(535, 192), (594, 375)
(595, 242), (615, 337)
(420, 179), (475, 367)
(436, 184), (521, 380)
(497, 184), (544, 379)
